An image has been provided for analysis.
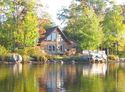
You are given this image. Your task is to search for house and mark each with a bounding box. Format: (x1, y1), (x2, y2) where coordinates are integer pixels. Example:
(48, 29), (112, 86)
(38, 26), (76, 55)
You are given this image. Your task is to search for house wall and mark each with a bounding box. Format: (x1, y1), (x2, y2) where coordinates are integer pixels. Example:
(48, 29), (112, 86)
(40, 41), (73, 54)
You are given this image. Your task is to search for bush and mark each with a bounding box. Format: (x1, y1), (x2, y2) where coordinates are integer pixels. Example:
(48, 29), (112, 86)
(0, 45), (8, 61)
(108, 55), (119, 61)
(29, 47), (48, 62)
(16, 47), (48, 62)
(22, 55), (30, 62)
(53, 55), (64, 60)
(4, 53), (14, 62)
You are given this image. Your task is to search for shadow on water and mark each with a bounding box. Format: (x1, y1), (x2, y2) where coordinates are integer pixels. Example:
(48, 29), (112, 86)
(0, 62), (125, 92)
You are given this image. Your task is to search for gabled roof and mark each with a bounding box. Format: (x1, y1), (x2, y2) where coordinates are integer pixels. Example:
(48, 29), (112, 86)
(38, 26), (71, 44)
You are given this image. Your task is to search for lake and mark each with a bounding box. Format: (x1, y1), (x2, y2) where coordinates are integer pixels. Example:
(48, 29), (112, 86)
(0, 62), (125, 92)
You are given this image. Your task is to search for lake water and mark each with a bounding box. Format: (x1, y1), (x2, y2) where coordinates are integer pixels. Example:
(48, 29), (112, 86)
(0, 62), (125, 92)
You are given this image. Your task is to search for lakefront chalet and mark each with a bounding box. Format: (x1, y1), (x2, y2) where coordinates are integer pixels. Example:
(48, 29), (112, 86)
(38, 26), (76, 55)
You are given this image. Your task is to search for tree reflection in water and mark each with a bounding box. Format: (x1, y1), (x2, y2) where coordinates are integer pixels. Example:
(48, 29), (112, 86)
(0, 63), (125, 92)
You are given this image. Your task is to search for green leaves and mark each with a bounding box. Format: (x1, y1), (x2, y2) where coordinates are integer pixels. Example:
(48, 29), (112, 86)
(65, 4), (103, 50)
(62, 1), (125, 52)
(0, 0), (38, 50)
(103, 6), (125, 49)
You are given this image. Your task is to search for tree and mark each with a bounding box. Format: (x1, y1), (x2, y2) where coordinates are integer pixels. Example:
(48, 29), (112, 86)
(64, 2), (103, 50)
(14, 11), (39, 47)
(102, 5), (125, 53)
(76, 0), (108, 14)
(0, 0), (39, 49)
(57, 0), (110, 24)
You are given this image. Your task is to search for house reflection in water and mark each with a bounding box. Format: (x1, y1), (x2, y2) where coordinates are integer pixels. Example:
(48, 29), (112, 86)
(38, 64), (107, 91)
(45, 70), (65, 92)
(38, 64), (77, 92)
(82, 63), (107, 76)
(38, 65), (66, 92)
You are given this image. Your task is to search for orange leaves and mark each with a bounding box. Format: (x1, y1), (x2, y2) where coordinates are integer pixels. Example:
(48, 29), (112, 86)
(39, 27), (46, 38)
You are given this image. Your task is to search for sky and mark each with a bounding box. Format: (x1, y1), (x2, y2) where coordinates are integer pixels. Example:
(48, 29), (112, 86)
(40, 0), (125, 26)
(38, 0), (72, 26)
(115, 0), (125, 5)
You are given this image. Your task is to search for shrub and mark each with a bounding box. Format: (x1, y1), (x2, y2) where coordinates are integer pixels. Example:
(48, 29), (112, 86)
(4, 53), (13, 62)
(22, 55), (30, 62)
(53, 55), (63, 60)
(108, 55), (119, 61)
(16, 47), (48, 62)
(29, 47), (48, 62)
(0, 45), (8, 61)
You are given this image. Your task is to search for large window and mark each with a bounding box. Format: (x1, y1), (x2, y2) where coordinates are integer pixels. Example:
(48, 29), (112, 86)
(51, 33), (56, 41)
(46, 32), (57, 41)
(47, 35), (51, 41)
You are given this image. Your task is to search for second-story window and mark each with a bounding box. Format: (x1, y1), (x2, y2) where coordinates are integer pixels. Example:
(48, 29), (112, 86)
(57, 34), (63, 41)
(47, 35), (51, 41)
(52, 32), (56, 41)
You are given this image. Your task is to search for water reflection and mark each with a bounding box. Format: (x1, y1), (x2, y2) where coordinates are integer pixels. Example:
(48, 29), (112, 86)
(13, 63), (22, 75)
(0, 63), (125, 92)
(82, 63), (107, 76)
(38, 64), (66, 92)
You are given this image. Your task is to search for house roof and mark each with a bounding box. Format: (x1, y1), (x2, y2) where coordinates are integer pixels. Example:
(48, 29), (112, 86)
(38, 26), (71, 44)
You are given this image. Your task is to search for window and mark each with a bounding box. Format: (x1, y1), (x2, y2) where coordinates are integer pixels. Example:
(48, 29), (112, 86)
(52, 45), (56, 51)
(48, 45), (56, 52)
(47, 35), (51, 41)
(57, 34), (63, 41)
(48, 45), (52, 51)
(52, 33), (56, 41)
(59, 45), (63, 52)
